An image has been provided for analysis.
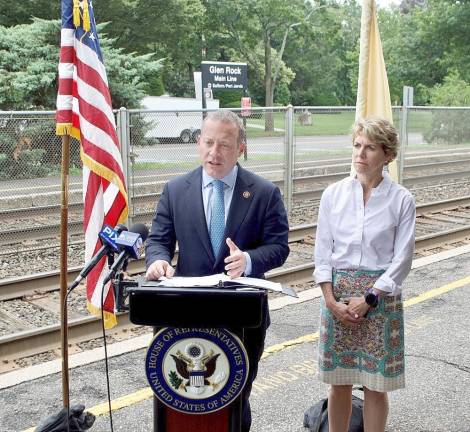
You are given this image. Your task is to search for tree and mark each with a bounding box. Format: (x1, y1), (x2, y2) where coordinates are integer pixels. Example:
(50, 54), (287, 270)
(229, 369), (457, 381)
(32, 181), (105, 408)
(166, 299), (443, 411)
(0, 0), (59, 26)
(284, 1), (359, 106)
(94, 0), (206, 97)
(205, 0), (308, 130)
(0, 18), (163, 180)
(421, 0), (470, 83)
(0, 19), (163, 110)
(0, 18), (59, 110)
(424, 71), (470, 144)
(379, 2), (447, 104)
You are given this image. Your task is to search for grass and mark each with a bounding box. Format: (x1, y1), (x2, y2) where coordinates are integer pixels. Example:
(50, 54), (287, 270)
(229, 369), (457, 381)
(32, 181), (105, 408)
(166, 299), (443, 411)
(246, 111), (356, 136)
(245, 110), (436, 136)
(134, 161), (198, 170)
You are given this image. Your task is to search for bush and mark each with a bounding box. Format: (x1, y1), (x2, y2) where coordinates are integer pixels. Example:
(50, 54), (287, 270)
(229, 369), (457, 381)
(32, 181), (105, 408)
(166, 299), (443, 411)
(423, 71), (470, 144)
(0, 116), (81, 180)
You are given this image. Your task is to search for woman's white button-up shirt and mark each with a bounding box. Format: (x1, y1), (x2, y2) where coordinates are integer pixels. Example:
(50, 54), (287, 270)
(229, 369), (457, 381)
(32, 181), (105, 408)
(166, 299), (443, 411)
(313, 174), (416, 296)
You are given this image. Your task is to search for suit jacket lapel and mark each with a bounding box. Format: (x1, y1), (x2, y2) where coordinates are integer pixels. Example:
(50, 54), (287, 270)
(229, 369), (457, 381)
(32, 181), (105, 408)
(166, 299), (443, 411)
(184, 167), (215, 262)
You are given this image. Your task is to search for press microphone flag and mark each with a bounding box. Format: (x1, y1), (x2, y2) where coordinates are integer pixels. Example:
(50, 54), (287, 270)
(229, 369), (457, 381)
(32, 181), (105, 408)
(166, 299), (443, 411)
(69, 224), (128, 291)
(103, 223), (149, 284)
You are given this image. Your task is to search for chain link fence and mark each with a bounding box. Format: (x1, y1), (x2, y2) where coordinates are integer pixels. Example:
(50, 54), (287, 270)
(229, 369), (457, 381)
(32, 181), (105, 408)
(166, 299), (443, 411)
(1, 105), (470, 280)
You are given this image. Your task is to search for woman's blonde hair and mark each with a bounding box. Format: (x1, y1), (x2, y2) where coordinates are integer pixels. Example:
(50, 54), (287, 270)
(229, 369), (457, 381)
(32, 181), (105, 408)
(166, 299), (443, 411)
(351, 117), (399, 160)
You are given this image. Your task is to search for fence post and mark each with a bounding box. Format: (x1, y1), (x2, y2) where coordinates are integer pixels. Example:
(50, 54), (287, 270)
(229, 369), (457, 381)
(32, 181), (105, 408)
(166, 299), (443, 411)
(399, 86), (413, 184)
(284, 105), (294, 216)
(117, 107), (132, 225)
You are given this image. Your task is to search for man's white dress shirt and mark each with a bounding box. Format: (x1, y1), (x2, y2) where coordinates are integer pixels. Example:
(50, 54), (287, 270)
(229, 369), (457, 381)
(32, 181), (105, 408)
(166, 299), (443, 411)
(313, 174), (416, 296)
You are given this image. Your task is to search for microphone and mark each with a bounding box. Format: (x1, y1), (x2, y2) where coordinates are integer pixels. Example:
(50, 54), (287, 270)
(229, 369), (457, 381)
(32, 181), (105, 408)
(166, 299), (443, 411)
(103, 223), (149, 284)
(69, 224), (128, 291)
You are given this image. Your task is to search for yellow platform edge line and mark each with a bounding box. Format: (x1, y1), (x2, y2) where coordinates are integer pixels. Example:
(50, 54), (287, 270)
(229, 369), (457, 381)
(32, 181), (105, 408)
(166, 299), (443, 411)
(22, 275), (470, 431)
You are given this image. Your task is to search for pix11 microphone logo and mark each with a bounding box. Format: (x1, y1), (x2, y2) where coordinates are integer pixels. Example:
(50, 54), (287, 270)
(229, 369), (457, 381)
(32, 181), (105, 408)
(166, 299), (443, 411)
(145, 327), (249, 414)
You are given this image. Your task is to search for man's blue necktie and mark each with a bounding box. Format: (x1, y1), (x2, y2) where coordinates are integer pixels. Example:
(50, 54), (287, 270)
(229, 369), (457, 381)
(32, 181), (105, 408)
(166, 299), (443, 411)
(210, 180), (225, 257)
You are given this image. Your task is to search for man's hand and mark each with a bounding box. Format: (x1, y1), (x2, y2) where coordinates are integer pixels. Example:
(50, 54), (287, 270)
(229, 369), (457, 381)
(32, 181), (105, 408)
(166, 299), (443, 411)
(146, 260), (175, 280)
(224, 238), (246, 279)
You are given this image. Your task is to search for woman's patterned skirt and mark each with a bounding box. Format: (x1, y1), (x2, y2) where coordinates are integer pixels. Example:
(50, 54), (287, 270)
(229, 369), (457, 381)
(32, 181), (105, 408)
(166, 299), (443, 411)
(318, 269), (405, 392)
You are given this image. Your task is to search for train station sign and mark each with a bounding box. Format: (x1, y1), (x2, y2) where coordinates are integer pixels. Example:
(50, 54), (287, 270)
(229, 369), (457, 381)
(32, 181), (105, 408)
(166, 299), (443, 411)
(201, 61), (248, 91)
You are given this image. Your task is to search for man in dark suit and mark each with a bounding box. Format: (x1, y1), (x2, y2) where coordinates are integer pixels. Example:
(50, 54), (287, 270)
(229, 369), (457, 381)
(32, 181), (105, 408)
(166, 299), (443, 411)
(145, 110), (289, 431)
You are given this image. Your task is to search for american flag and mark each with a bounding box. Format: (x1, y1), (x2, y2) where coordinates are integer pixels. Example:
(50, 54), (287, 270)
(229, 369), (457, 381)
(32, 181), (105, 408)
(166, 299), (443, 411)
(56, 0), (128, 328)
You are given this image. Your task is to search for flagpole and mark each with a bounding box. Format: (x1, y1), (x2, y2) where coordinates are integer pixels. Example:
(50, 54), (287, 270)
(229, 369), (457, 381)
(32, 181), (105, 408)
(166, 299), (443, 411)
(59, 134), (71, 408)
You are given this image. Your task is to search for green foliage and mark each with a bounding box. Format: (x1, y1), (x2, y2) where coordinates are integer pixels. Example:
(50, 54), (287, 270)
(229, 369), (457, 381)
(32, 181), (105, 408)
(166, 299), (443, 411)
(205, 0), (303, 108)
(424, 71), (470, 144)
(274, 82), (291, 106)
(0, 19), (163, 110)
(3, 0), (470, 111)
(429, 71), (470, 107)
(0, 0), (59, 26)
(0, 17), (163, 179)
(168, 370), (183, 390)
(147, 75), (165, 96)
(215, 90), (244, 108)
(380, 4), (446, 105)
(0, 116), (82, 180)
(0, 18), (59, 110)
(92, 0), (205, 97)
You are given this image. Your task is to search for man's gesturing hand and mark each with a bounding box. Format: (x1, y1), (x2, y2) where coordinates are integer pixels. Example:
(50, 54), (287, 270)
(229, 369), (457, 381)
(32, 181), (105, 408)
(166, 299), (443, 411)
(224, 238), (246, 279)
(146, 259), (175, 280)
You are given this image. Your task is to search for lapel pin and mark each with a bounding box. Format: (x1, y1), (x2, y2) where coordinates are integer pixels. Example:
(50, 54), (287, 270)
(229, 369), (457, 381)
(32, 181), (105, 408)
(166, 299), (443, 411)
(243, 191), (251, 199)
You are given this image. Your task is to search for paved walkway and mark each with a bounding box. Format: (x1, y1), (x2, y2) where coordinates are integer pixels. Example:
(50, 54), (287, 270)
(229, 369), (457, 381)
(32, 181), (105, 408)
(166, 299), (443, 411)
(1, 247), (470, 431)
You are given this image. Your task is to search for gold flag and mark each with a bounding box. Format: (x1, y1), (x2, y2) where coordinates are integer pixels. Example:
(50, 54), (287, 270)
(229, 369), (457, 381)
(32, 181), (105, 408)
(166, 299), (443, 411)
(354, 0), (398, 181)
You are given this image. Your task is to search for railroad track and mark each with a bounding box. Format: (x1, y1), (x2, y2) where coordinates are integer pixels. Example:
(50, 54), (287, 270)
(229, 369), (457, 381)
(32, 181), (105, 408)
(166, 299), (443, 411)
(1, 196), (470, 300)
(1, 198), (470, 364)
(2, 160), (470, 247)
(2, 195), (470, 300)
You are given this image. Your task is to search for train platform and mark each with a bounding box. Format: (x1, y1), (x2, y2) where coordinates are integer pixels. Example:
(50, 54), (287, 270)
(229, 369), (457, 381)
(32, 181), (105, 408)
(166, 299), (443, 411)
(1, 246), (470, 432)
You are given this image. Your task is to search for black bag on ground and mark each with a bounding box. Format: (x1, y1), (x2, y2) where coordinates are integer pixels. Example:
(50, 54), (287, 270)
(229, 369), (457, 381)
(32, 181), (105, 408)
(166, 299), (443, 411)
(303, 395), (364, 432)
(35, 404), (95, 432)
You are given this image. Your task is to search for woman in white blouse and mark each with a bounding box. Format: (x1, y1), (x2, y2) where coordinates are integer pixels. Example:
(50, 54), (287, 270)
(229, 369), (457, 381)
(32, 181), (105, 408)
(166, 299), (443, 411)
(313, 117), (416, 432)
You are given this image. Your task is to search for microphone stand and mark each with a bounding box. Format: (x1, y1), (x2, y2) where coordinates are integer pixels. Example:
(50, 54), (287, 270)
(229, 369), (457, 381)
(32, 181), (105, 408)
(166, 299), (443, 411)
(107, 250), (115, 268)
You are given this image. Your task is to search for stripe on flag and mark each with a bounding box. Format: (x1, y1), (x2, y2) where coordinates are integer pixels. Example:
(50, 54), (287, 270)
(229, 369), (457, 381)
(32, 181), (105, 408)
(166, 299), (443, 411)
(56, 0), (128, 328)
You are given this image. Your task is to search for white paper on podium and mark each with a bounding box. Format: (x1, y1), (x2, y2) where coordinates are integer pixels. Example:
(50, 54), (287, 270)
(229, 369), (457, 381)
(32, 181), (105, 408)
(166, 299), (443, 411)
(156, 273), (283, 293)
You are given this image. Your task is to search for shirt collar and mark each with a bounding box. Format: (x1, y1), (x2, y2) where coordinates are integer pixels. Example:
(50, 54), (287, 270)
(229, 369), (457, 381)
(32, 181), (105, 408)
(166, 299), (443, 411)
(373, 172), (393, 195)
(349, 172), (393, 196)
(202, 165), (238, 189)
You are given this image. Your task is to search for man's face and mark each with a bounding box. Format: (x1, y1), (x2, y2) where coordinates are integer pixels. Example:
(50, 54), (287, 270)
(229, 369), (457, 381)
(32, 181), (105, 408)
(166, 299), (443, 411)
(197, 119), (245, 179)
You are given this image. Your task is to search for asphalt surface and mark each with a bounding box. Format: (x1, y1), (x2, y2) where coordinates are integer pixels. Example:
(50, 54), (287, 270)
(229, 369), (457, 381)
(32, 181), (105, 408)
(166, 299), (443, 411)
(1, 251), (469, 432)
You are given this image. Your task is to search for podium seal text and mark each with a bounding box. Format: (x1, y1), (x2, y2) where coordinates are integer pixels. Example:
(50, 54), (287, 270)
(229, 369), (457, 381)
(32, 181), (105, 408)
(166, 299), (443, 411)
(146, 327), (249, 414)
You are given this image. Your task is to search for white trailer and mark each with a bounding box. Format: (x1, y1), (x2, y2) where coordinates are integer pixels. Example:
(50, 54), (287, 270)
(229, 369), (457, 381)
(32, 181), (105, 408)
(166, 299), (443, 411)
(141, 96), (219, 143)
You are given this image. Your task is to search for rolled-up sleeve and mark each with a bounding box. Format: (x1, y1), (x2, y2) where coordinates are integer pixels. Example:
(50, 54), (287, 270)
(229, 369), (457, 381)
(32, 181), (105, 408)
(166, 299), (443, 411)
(374, 194), (416, 295)
(313, 189), (334, 284)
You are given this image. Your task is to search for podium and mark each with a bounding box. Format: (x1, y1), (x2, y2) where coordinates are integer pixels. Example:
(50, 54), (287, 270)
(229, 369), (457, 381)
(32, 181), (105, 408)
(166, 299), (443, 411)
(126, 283), (267, 432)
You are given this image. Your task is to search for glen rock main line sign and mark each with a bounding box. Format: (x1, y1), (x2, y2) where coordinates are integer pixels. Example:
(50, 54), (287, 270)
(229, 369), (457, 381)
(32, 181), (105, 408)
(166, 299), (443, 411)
(201, 61), (247, 91)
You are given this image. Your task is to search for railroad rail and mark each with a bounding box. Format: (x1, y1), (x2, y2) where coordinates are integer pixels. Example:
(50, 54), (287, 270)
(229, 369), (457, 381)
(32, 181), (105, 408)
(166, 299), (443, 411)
(2, 195), (470, 301)
(2, 162), (470, 246)
(1, 196), (470, 301)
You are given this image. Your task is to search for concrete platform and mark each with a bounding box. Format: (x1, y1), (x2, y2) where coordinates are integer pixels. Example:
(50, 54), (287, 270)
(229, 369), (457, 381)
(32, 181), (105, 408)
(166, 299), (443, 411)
(1, 247), (469, 432)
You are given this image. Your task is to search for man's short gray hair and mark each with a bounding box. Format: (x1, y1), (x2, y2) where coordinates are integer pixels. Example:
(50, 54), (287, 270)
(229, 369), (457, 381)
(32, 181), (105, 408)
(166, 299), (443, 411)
(202, 110), (246, 145)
